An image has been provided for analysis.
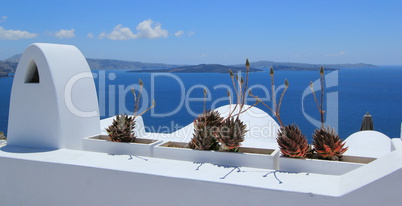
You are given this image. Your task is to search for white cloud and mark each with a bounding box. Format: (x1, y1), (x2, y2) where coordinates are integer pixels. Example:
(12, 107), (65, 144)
(98, 32), (106, 39)
(87, 32), (94, 38)
(188, 31), (195, 37)
(136, 19), (168, 39)
(0, 26), (38, 40)
(0, 16), (7, 23)
(99, 24), (135, 40)
(99, 19), (168, 40)
(55, 29), (75, 39)
(174, 30), (184, 37)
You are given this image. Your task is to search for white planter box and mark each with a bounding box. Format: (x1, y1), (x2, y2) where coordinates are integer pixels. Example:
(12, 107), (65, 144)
(153, 141), (279, 170)
(279, 155), (376, 175)
(82, 135), (161, 157)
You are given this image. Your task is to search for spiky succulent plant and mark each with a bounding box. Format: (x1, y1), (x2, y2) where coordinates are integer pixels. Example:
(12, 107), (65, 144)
(313, 127), (348, 160)
(215, 116), (247, 152)
(106, 114), (136, 142)
(0, 131), (6, 140)
(188, 110), (223, 150)
(105, 79), (155, 143)
(277, 124), (309, 158)
(309, 66), (348, 160)
(188, 59), (258, 152)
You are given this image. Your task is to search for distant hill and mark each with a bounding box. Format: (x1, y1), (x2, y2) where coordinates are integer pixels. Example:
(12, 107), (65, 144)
(231, 61), (377, 69)
(267, 65), (337, 71)
(86, 58), (176, 70)
(5, 54), (22, 63)
(5, 54), (176, 70)
(129, 64), (263, 73)
(0, 55), (177, 75)
(0, 53), (378, 76)
(0, 61), (17, 77)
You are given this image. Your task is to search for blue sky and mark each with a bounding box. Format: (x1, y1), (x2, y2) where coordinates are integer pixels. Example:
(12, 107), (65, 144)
(0, 0), (401, 65)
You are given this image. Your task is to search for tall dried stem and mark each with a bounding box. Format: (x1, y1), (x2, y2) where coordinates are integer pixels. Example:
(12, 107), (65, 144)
(203, 88), (207, 114)
(270, 67), (277, 112)
(241, 59), (250, 109)
(249, 67), (288, 127)
(224, 59), (256, 122)
(320, 66), (325, 128)
(310, 66), (326, 128)
(131, 79), (156, 118)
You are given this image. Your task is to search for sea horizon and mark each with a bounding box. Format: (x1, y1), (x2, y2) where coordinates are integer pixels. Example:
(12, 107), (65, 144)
(0, 66), (401, 142)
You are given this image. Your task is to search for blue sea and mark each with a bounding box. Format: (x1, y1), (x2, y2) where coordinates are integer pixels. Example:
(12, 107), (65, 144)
(1, 67), (401, 141)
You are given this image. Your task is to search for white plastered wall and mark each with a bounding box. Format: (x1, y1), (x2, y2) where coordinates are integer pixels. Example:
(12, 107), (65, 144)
(7, 43), (100, 150)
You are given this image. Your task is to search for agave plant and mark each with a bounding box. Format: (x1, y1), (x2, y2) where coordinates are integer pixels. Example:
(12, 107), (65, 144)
(313, 126), (348, 160)
(188, 110), (223, 150)
(0, 131), (6, 140)
(106, 114), (136, 142)
(215, 59), (259, 152)
(310, 67), (348, 160)
(277, 124), (309, 158)
(106, 79), (155, 142)
(249, 66), (309, 158)
(215, 116), (247, 152)
(189, 59), (258, 152)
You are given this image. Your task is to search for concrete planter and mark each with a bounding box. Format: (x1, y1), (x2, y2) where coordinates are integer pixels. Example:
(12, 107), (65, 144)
(279, 155), (376, 175)
(153, 141), (279, 170)
(82, 135), (161, 157)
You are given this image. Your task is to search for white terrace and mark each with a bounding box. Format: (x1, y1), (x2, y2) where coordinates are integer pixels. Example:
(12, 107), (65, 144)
(1, 43), (401, 206)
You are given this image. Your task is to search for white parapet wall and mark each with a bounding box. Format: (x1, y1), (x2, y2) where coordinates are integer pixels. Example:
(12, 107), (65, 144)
(2, 43), (402, 206)
(7, 43), (100, 150)
(1, 146), (402, 206)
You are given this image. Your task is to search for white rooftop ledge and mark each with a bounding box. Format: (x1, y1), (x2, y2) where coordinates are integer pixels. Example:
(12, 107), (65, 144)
(1, 145), (402, 205)
(2, 43), (402, 206)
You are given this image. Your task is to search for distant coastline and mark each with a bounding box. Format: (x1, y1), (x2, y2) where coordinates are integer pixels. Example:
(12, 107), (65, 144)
(0, 53), (378, 75)
(128, 64), (263, 73)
